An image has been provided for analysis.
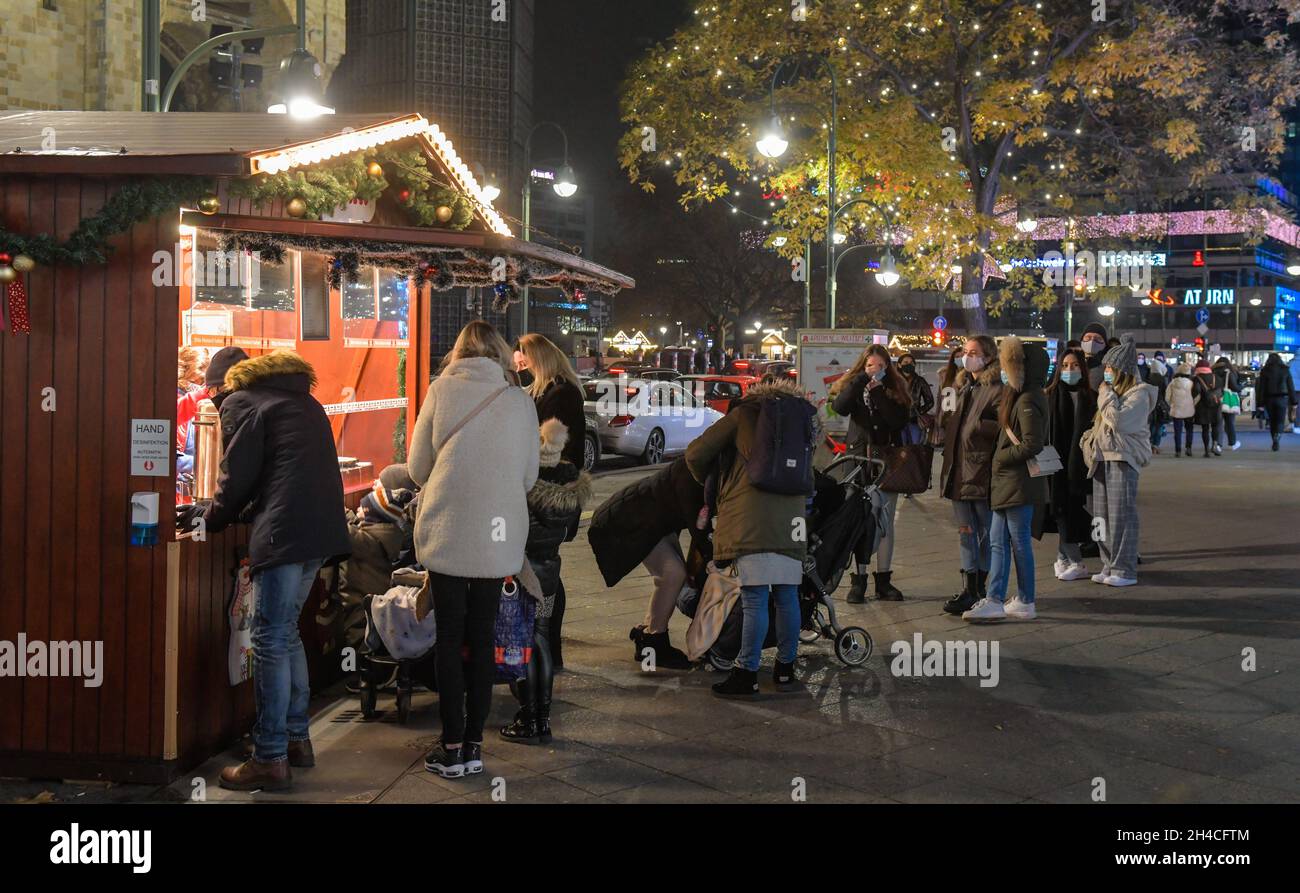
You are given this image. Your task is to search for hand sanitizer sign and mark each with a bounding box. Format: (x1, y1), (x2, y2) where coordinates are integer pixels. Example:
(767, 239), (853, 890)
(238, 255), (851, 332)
(131, 419), (171, 476)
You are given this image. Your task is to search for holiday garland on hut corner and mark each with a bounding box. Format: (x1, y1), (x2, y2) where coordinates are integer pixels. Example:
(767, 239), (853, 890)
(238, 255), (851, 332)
(0, 176), (213, 336)
(229, 146), (475, 230)
(215, 230), (624, 301)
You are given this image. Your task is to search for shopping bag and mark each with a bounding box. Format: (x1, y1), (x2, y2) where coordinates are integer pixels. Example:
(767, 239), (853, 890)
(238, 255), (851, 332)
(685, 563), (741, 661)
(877, 443), (934, 494)
(493, 576), (535, 682)
(227, 559), (255, 686)
(1222, 390), (1241, 415)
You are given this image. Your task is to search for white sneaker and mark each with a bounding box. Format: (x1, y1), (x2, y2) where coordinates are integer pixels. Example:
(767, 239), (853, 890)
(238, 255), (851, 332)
(1104, 575), (1138, 587)
(1091, 572), (1109, 584)
(1058, 563), (1091, 581)
(962, 598), (1006, 622)
(1053, 558), (1069, 578)
(1231, 441), (1241, 451)
(1005, 597), (1037, 620)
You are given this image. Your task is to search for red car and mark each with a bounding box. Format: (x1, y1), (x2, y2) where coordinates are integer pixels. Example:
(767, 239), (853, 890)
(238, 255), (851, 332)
(678, 374), (759, 414)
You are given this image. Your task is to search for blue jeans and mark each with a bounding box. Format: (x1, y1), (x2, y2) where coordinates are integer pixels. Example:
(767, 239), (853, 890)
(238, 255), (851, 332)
(952, 499), (992, 572)
(736, 584), (799, 672)
(251, 559), (323, 762)
(1149, 417), (1164, 448)
(987, 505), (1035, 604)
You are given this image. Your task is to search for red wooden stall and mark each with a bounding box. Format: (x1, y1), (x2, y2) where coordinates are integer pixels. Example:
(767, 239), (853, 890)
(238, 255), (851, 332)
(0, 112), (631, 782)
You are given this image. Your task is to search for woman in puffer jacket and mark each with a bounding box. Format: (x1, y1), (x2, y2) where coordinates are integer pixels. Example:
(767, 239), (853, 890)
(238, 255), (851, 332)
(1080, 334), (1156, 587)
(1166, 363), (1196, 456)
(500, 418), (592, 744)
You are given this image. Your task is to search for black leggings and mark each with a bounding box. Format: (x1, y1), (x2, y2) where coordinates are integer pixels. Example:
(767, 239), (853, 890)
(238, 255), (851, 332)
(430, 574), (502, 745)
(1200, 416), (1221, 451)
(548, 578), (566, 668)
(522, 613), (554, 710)
(1266, 397), (1291, 437)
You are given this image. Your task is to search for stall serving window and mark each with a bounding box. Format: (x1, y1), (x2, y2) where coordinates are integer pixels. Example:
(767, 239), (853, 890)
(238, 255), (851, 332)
(182, 231), (298, 350)
(343, 266), (411, 348)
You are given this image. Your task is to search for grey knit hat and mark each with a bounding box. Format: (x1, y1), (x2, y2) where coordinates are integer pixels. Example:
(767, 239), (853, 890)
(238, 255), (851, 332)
(1101, 332), (1138, 377)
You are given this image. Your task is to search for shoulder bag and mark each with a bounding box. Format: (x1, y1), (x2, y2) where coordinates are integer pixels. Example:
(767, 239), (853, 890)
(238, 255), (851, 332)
(1004, 427), (1062, 477)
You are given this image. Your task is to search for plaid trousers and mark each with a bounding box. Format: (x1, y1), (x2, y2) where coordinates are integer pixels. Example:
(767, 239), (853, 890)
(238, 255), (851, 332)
(1091, 460), (1140, 579)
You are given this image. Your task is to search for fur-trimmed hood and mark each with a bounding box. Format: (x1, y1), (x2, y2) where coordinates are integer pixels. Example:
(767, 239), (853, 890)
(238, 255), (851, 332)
(225, 350), (318, 393)
(998, 336), (1049, 391)
(529, 466), (593, 516)
(740, 378), (825, 439)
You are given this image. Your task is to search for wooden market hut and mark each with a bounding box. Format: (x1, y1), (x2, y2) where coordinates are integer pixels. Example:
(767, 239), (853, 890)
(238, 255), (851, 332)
(0, 111), (632, 783)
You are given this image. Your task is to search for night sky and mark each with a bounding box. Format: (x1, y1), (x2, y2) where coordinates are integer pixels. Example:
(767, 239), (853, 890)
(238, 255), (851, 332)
(533, 0), (690, 264)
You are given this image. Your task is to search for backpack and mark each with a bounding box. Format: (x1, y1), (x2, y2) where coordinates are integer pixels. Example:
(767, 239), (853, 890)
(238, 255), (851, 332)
(746, 395), (816, 495)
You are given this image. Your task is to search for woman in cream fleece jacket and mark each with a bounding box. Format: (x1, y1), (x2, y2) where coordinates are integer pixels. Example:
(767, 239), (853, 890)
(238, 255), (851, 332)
(407, 321), (539, 780)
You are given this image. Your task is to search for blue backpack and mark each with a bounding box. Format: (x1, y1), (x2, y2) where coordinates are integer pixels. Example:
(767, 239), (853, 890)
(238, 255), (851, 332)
(746, 396), (816, 495)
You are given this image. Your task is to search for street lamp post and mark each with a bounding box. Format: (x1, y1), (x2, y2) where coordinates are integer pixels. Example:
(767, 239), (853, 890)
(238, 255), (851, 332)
(521, 122), (578, 336)
(757, 54), (839, 327)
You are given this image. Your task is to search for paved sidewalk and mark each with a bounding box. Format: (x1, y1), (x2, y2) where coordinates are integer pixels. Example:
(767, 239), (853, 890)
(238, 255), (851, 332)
(9, 431), (1299, 804)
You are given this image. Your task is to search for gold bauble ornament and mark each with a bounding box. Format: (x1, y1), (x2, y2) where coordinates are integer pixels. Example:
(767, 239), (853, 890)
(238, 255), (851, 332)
(197, 194), (221, 215)
(366, 161), (384, 178)
(286, 197), (308, 218)
(435, 205), (454, 224)
(11, 254), (35, 273)
(0, 265), (16, 284)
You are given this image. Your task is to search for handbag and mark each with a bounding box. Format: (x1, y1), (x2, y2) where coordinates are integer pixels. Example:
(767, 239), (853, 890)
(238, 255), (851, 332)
(877, 443), (934, 494)
(1004, 427), (1062, 477)
(685, 563), (741, 661)
(1222, 390), (1241, 415)
(493, 576), (535, 682)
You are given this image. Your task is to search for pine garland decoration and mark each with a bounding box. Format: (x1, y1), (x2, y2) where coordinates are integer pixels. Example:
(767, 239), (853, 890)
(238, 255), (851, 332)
(0, 176), (213, 266)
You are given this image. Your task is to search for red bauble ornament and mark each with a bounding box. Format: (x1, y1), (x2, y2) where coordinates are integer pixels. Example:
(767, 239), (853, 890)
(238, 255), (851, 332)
(399, 189), (411, 202)
(0, 253), (10, 264)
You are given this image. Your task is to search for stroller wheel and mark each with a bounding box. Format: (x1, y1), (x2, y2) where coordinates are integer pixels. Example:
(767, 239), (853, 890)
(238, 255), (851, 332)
(395, 688), (412, 724)
(706, 650), (732, 672)
(834, 627), (873, 667)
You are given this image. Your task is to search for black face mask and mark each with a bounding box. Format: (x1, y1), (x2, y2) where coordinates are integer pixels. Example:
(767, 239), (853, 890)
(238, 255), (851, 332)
(899, 364), (915, 375)
(210, 390), (229, 410)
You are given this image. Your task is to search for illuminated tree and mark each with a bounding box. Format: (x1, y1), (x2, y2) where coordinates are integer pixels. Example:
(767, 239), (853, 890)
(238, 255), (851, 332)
(619, 0), (1300, 331)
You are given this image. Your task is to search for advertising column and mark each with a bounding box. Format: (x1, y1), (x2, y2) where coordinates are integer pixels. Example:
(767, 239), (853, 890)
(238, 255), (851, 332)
(796, 328), (889, 439)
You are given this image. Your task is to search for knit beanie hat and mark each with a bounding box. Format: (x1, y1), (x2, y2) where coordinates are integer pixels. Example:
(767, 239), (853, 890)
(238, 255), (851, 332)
(378, 463), (417, 493)
(1195, 359), (1213, 374)
(205, 347), (249, 388)
(1082, 322), (1109, 341)
(1101, 333), (1138, 377)
(361, 480), (414, 527)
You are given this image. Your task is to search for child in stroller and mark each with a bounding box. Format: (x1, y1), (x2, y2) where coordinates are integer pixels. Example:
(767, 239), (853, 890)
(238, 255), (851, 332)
(681, 453), (885, 670)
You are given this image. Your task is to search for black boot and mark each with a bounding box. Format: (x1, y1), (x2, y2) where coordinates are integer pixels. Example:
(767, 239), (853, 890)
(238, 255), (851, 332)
(1273, 434), (1281, 451)
(499, 678), (539, 743)
(639, 630), (693, 670)
(773, 659), (797, 691)
(874, 571), (903, 601)
(535, 698), (552, 745)
(711, 667), (759, 698)
(629, 625), (648, 663)
(944, 571), (980, 615)
(845, 572), (868, 604)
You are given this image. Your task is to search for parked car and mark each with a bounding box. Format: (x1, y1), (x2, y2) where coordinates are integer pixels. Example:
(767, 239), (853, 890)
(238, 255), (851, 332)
(583, 377), (723, 464)
(724, 357), (794, 378)
(678, 374), (758, 414)
(594, 365), (682, 382)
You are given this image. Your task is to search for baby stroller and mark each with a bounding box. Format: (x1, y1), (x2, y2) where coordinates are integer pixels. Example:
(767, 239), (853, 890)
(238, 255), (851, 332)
(697, 453), (886, 670)
(357, 568), (437, 724)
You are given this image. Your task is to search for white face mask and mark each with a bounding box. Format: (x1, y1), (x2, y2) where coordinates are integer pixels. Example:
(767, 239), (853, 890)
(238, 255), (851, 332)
(1082, 339), (1105, 355)
(963, 354), (986, 373)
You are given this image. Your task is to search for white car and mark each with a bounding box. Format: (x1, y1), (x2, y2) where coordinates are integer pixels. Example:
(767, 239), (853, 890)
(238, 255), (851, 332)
(583, 377), (724, 465)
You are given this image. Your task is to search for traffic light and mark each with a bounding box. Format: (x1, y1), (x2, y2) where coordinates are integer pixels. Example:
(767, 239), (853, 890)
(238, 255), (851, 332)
(931, 329), (945, 347)
(1194, 336), (1206, 350)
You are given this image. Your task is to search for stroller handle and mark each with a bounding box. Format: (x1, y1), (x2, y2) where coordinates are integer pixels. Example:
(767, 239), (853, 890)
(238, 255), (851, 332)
(821, 453), (886, 487)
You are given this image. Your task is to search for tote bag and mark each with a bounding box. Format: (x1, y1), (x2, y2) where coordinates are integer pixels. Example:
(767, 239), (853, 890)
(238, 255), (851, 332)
(685, 563), (741, 661)
(877, 443), (934, 494)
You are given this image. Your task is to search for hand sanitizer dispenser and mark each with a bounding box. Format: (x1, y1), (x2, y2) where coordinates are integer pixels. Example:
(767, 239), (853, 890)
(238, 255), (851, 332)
(131, 491), (160, 547)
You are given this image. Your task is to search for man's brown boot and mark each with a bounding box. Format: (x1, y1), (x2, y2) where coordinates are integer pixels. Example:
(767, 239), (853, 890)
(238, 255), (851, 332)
(219, 758), (292, 792)
(288, 739), (315, 768)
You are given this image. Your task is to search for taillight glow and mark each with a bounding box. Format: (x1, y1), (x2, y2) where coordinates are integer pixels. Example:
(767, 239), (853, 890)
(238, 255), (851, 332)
(609, 415), (635, 428)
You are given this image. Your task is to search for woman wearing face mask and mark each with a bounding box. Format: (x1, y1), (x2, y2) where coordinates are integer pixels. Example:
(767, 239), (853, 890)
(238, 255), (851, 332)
(1080, 323), (1110, 389)
(1079, 334), (1156, 587)
(896, 352), (935, 445)
(962, 336), (1049, 622)
(1042, 348), (1096, 581)
(830, 344), (913, 602)
(939, 335), (1004, 615)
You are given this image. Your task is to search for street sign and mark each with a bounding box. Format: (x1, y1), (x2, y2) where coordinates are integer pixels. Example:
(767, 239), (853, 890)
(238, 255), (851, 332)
(1196, 323), (1209, 336)
(932, 316), (947, 331)
(1195, 308), (1210, 325)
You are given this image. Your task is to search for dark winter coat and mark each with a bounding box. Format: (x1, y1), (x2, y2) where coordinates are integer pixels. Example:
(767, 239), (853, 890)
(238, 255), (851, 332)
(588, 455), (707, 588)
(990, 337), (1049, 511)
(1042, 380), (1096, 542)
(939, 361), (1005, 501)
(1256, 359), (1296, 403)
(685, 379), (820, 563)
(903, 370), (935, 421)
(1193, 372), (1222, 426)
(525, 420), (593, 598)
(831, 372), (910, 453)
(204, 351), (351, 574)
(535, 377), (587, 468)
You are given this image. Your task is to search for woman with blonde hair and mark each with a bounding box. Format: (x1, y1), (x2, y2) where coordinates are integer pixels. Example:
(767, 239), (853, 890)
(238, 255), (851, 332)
(830, 343), (912, 601)
(1079, 334), (1156, 588)
(410, 320), (540, 779)
(513, 333), (585, 667)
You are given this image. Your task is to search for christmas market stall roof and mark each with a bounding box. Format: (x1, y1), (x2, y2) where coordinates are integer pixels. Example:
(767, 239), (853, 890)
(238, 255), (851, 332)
(0, 111), (634, 295)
